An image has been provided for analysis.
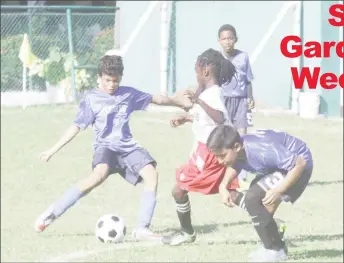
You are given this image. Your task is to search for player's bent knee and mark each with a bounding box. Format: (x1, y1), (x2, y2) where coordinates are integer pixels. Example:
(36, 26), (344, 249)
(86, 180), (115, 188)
(244, 184), (265, 212)
(172, 185), (187, 202)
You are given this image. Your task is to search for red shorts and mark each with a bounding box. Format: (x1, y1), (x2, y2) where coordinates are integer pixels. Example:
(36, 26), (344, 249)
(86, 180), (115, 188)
(176, 142), (240, 195)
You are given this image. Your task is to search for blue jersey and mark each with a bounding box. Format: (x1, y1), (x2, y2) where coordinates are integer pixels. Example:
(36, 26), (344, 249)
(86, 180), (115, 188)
(233, 129), (313, 176)
(73, 86), (152, 153)
(221, 49), (254, 98)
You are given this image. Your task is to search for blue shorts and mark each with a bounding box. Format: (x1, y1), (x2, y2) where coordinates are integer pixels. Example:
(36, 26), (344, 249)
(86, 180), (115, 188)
(92, 147), (157, 185)
(224, 96), (253, 129)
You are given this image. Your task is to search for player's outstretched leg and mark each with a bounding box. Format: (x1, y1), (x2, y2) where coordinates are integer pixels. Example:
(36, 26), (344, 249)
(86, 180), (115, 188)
(245, 184), (288, 262)
(34, 164), (110, 233)
(161, 185), (196, 246)
(131, 164), (162, 241)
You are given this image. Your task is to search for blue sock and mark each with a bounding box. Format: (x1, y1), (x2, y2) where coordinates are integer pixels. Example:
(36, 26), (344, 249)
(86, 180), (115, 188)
(52, 185), (83, 217)
(137, 191), (157, 228)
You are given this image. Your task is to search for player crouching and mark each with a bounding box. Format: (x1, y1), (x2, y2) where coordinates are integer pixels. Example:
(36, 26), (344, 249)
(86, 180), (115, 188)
(206, 125), (313, 262)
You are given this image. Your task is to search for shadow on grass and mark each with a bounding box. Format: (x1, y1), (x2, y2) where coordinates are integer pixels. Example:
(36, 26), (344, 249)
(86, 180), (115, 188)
(308, 180), (343, 187)
(159, 220), (251, 235)
(289, 249), (343, 260)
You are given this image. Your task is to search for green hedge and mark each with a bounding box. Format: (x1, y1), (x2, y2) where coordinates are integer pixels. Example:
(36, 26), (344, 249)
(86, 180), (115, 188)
(1, 34), (66, 92)
(1, 27), (115, 92)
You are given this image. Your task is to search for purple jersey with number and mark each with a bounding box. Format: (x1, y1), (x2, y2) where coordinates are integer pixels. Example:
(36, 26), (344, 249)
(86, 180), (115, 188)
(233, 129), (313, 176)
(73, 86), (152, 153)
(221, 49), (254, 98)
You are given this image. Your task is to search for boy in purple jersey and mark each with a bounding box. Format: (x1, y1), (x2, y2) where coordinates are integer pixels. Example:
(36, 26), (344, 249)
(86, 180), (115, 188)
(34, 55), (193, 241)
(218, 24), (255, 183)
(207, 125), (313, 262)
(218, 24), (254, 135)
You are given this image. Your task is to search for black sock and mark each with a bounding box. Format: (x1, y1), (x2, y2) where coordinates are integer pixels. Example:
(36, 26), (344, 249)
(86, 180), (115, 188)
(253, 219), (284, 250)
(267, 219), (285, 250)
(175, 195), (194, 235)
(245, 184), (284, 250)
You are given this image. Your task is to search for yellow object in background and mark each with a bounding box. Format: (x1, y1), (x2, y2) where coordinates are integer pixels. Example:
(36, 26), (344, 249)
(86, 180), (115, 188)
(18, 33), (38, 68)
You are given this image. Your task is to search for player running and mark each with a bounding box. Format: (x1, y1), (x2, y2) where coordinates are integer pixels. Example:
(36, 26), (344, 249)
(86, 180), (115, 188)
(206, 125), (313, 262)
(161, 48), (241, 246)
(34, 55), (193, 241)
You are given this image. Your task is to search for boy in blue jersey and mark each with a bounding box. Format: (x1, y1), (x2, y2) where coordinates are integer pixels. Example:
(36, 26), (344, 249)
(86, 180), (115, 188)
(207, 125), (313, 262)
(218, 24), (255, 183)
(218, 24), (254, 135)
(35, 55), (193, 241)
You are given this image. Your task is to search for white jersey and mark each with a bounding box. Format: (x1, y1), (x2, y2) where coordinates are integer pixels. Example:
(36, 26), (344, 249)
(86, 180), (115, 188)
(191, 85), (230, 144)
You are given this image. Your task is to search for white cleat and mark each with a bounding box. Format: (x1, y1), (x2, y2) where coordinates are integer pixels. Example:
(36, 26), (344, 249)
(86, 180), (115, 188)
(34, 206), (56, 233)
(131, 227), (162, 242)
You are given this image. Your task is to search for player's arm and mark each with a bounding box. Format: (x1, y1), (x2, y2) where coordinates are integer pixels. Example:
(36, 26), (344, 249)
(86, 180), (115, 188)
(170, 112), (194, 127)
(40, 97), (95, 162)
(194, 98), (225, 124)
(219, 166), (239, 188)
(265, 143), (307, 194)
(151, 89), (193, 110)
(218, 166), (241, 207)
(184, 113), (194, 122)
(132, 87), (193, 111)
(247, 82), (253, 99)
(48, 125), (81, 155)
(275, 156), (307, 194)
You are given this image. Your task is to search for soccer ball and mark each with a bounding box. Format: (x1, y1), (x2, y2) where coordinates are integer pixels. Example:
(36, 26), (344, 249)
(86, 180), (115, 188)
(95, 214), (126, 243)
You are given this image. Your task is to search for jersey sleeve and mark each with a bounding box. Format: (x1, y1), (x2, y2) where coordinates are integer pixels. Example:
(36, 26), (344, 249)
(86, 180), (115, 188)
(130, 88), (153, 111)
(73, 95), (95, 130)
(264, 142), (298, 172)
(199, 87), (226, 113)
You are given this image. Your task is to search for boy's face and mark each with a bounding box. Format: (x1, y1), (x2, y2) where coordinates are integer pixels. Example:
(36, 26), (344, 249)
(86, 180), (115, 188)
(218, 30), (236, 53)
(98, 74), (122, 95)
(213, 143), (242, 167)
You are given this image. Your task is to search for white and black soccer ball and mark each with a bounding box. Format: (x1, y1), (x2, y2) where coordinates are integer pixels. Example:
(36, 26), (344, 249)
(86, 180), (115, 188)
(95, 214), (126, 243)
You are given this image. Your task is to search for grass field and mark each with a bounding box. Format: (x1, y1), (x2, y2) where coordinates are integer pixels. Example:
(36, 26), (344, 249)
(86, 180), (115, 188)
(1, 105), (343, 262)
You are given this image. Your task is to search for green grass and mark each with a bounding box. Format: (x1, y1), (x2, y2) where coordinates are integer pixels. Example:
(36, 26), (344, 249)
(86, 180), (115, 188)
(1, 105), (343, 262)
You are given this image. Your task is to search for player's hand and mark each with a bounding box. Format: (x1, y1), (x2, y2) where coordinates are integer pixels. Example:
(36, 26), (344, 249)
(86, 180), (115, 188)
(247, 98), (255, 110)
(170, 114), (188, 127)
(172, 89), (194, 111)
(262, 189), (282, 206)
(39, 149), (55, 162)
(219, 184), (235, 207)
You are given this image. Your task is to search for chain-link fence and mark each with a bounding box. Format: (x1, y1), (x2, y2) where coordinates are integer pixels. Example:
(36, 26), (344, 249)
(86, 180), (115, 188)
(1, 5), (118, 105)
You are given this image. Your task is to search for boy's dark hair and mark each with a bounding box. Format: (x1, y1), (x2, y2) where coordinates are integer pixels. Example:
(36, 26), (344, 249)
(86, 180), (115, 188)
(207, 124), (242, 152)
(197, 48), (236, 86)
(218, 24), (237, 39)
(98, 55), (124, 76)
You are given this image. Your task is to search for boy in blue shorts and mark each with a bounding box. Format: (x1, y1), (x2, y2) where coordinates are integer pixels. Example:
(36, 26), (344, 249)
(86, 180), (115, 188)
(218, 24), (254, 135)
(35, 55), (193, 241)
